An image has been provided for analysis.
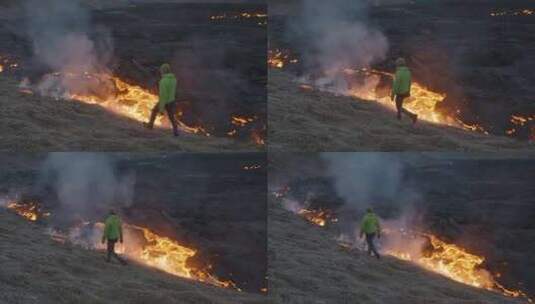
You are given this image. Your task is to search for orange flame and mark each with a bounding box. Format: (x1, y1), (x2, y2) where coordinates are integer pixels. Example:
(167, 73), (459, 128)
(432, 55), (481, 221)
(268, 49), (298, 69)
(6, 201), (50, 222)
(297, 208), (337, 227)
(122, 224), (238, 289)
(385, 233), (532, 302)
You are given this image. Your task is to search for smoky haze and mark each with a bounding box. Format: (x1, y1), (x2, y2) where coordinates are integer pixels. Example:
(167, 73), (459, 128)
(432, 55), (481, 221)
(321, 153), (420, 214)
(23, 0), (113, 74)
(288, 0), (389, 73)
(37, 153), (135, 223)
(321, 153), (423, 248)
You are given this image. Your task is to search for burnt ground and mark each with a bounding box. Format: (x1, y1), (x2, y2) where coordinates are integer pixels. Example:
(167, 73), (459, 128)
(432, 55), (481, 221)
(0, 2), (266, 151)
(268, 0), (535, 151)
(0, 153), (267, 298)
(268, 153), (535, 301)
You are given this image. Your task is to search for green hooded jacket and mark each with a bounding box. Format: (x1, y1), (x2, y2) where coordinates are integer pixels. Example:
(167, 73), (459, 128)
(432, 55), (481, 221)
(103, 214), (122, 241)
(392, 66), (412, 95)
(158, 73), (177, 112)
(360, 212), (380, 234)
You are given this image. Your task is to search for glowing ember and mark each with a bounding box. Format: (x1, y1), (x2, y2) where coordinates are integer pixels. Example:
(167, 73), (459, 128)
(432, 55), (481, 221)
(385, 232), (532, 302)
(209, 12), (267, 25)
(297, 208), (337, 227)
(251, 128), (266, 146)
(243, 164), (262, 170)
(490, 9), (534, 17)
(268, 49), (298, 69)
(6, 201), (50, 221)
(232, 116), (255, 127)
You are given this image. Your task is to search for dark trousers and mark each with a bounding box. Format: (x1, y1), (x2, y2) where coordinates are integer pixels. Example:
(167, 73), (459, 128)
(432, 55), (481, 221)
(395, 94), (417, 120)
(365, 233), (380, 259)
(107, 239), (127, 265)
(148, 102), (179, 136)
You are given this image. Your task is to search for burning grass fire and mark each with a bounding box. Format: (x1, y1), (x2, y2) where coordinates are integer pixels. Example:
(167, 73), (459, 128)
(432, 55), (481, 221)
(274, 187), (338, 227)
(268, 49), (496, 136)
(272, 186), (531, 302)
(4, 200), (239, 290)
(383, 230), (532, 302)
(15, 70), (265, 145)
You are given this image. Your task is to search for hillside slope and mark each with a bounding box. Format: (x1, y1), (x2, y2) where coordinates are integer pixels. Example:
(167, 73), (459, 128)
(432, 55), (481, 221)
(267, 199), (521, 304)
(268, 70), (534, 152)
(0, 76), (258, 152)
(0, 210), (268, 304)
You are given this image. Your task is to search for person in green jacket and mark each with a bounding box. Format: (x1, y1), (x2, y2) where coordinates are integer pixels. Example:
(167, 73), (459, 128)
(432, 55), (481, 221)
(360, 208), (381, 259)
(101, 209), (127, 265)
(144, 63), (179, 136)
(391, 57), (418, 124)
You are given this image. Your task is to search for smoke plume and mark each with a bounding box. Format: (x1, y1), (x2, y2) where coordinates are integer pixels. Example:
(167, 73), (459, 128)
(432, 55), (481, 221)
(22, 0), (114, 98)
(38, 153), (135, 222)
(24, 0), (113, 73)
(321, 153), (423, 250)
(289, 0), (388, 74)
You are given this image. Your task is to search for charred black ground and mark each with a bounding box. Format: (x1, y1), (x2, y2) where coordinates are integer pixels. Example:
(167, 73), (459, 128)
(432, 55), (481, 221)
(0, 153), (267, 293)
(269, 153), (535, 299)
(1, 2), (266, 139)
(269, 0), (535, 141)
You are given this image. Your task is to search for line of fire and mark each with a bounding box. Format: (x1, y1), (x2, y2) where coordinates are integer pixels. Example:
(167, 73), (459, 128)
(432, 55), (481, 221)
(0, 153), (267, 301)
(269, 153), (534, 303)
(267, 2), (535, 142)
(0, 2), (267, 148)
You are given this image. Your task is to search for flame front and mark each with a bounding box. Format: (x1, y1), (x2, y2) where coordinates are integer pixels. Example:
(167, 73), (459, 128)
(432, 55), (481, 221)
(297, 208), (335, 227)
(342, 68), (487, 133)
(385, 233), (532, 301)
(127, 225), (237, 289)
(61, 72), (209, 135)
(268, 50), (488, 134)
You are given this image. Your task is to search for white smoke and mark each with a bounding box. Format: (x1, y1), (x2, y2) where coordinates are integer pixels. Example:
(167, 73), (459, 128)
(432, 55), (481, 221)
(38, 153), (136, 220)
(291, 0), (388, 72)
(23, 0), (114, 96)
(321, 153), (423, 253)
(321, 153), (405, 209)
